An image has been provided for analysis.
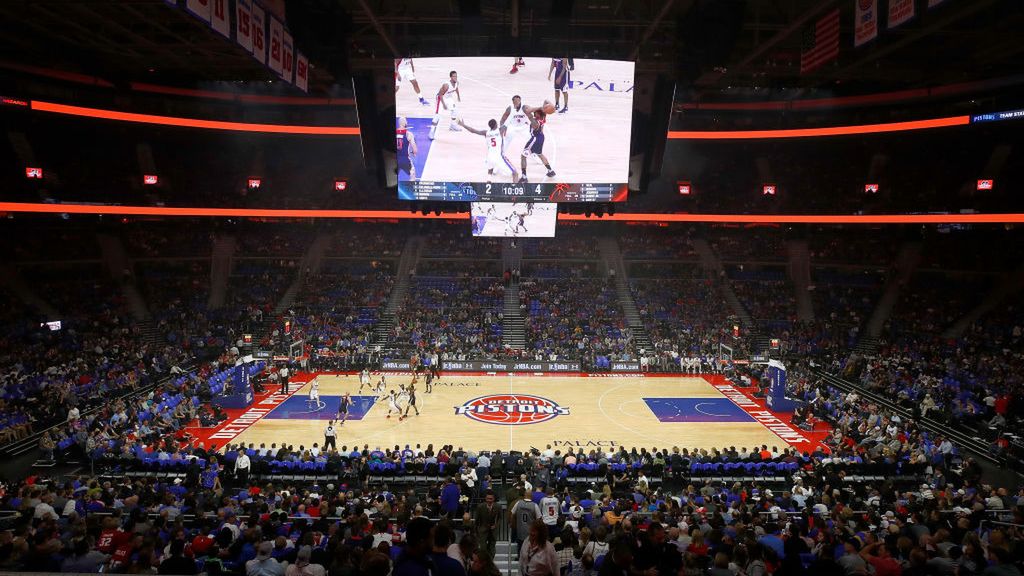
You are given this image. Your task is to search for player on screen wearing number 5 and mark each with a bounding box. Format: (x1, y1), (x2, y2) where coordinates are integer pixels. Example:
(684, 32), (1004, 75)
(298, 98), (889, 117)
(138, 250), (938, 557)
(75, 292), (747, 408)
(429, 70), (461, 140)
(457, 118), (520, 183)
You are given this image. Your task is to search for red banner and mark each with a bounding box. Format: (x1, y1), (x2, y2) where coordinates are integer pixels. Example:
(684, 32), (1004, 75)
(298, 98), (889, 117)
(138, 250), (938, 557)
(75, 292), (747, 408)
(888, 0), (915, 29)
(236, 0), (253, 53)
(251, 2), (266, 64)
(281, 30), (294, 84)
(268, 16), (283, 74)
(185, 0), (210, 23)
(295, 52), (309, 93)
(854, 0), (878, 46)
(210, 0), (230, 37)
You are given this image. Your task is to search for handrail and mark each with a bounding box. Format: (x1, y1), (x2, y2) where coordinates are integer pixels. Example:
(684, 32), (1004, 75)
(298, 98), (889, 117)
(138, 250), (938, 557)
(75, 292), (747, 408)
(811, 369), (1001, 465)
(1, 361), (196, 457)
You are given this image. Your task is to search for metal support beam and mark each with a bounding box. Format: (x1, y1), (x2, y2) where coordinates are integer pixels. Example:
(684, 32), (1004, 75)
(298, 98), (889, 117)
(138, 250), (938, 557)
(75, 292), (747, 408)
(356, 0), (400, 58)
(629, 0), (679, 61)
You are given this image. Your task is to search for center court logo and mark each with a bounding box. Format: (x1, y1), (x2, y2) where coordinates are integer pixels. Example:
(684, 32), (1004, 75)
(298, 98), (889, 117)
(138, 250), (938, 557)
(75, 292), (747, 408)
(454, 394), (569, 425)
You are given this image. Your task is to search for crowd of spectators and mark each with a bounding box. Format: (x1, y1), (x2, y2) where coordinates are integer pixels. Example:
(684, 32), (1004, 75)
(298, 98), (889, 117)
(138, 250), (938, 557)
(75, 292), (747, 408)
(386, 277), (506, 358)
(520, 277), (630, 362)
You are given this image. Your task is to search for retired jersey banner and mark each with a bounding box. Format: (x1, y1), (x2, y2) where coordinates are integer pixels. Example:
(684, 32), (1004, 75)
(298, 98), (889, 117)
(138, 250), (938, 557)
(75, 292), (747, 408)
(295, 52), (309, 92)
(186, 0), (211, 23)
(236, 0), (253, 52)
(887, 0), (915, 29)
(854, 0), (878, 46)
(281, 30), (295, 83)
(268, 16), (284, 74)
(210, 0), (230, 37)
(251, 2), (266, 64)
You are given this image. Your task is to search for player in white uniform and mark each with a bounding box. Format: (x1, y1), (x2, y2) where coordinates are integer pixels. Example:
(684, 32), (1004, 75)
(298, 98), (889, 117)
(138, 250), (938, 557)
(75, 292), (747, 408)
(500, 95), (533, 146)
(307, 377), (320, 408)
(358, 368), (370, 392)
(386, 390), (402, 419)
(395, 58), (429, 106)
(429, 71), (461, 140)
(456, 118), (519, 181)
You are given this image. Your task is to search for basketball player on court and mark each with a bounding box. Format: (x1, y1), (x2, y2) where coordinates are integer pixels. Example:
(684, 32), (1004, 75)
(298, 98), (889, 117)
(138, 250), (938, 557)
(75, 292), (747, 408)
(499, 95), (532, 152)
(386, 390), (402, 419)
(358, 367), (370, 392)
(394, 58), (429, 106)
(457, 118), (520, 182)
(425, 371), (434, 394)
(401, 384), (420, 419)
(510, 56), (526, 74)
(397, 116), (419, 181)
(337, 392), (352, 425)
(308, 377), (320, 408)
(548, 58), (570, 113)
(375, 375), (386, 395)
(429, 70), (461, 140)
(520, 109), (556, 183)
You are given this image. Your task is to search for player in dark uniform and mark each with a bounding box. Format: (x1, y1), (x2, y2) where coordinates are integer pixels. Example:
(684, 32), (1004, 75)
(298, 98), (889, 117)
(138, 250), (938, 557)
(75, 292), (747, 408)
(548, 58), (570, 113)
(401, 385), (420, 419)
(425, 371), (434, 393)
(337, 392), (352, 425)
(519, 110), (556, 183)
(396, 116), (419, 181)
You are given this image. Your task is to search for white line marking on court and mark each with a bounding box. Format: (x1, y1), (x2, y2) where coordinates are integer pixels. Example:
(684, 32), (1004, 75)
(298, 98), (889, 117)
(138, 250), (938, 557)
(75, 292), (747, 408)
(695, 402), (729, 417)
(597, 382), (671, 445)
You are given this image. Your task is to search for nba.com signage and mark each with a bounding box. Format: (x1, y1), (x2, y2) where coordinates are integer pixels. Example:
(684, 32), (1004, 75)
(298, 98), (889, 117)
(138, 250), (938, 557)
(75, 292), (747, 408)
(380, 360), (581, 372)
(610, 361), (641, 372)
(455, 394), (570, 425)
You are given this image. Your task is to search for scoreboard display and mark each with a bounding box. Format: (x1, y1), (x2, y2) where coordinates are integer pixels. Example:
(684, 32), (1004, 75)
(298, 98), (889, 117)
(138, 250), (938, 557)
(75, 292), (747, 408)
(398, 181), (627, 202)
(394, 56), (634, 203)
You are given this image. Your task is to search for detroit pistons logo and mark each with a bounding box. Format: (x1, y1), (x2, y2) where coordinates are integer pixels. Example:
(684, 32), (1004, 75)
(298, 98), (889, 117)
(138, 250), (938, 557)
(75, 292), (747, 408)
(455, 395), (569, 425)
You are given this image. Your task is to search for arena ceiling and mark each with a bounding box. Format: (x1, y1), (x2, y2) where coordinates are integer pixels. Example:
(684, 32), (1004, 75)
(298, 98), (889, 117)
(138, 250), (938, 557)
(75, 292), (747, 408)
(0, 0), (1021, 102)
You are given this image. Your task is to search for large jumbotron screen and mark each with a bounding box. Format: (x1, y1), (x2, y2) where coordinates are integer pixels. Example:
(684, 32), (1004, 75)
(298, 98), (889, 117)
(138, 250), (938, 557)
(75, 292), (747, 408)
(395, 56), (634, 203)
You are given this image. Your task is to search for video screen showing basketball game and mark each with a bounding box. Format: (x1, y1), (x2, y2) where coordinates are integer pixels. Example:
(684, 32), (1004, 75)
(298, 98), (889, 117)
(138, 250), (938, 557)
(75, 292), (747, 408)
(395, 57), (634, 203)
(470, 202), (557, 238)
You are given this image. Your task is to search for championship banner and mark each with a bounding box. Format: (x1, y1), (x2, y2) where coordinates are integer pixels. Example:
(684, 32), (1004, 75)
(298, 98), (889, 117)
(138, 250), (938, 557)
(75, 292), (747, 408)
(887, 0), (915, 29)
(236, 0), (253, 53)
(854, 0), (878, 47)
(268, 16), (284, 74)
(185, 0), (211, 23)
(210, 0), (230, 38)
(295, 52), (309, 93)
(251, 2), (266, 64)
(281, 30), (295, 84)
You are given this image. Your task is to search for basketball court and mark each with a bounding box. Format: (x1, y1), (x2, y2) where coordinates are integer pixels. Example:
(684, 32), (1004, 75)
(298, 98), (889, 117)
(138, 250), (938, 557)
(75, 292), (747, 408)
(188, 372), (828, 455)
(396, 57), (634, 184)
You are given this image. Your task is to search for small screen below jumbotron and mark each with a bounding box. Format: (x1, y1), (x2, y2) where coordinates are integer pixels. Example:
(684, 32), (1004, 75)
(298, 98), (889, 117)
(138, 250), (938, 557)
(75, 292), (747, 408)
(394, 56), (634, 202)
